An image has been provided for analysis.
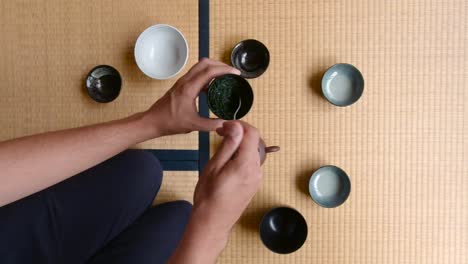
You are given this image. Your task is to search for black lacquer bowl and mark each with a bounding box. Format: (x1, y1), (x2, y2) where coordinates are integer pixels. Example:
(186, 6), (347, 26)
(86, 65), (122, 103)
(259, 207), (308, 254)
(231, 39), (270, 78)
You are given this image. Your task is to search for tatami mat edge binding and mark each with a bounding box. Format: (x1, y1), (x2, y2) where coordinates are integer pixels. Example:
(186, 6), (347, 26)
(148, 0), (211, 172)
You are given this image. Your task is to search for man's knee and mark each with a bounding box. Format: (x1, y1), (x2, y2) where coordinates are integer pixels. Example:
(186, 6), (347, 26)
(157, 200), (193, 223)
(116, 150), (163, 190)
(169, 200), (193, 217)
(94, 150), (162, 206)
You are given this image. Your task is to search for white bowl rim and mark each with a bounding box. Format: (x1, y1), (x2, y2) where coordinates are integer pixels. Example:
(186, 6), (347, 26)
(134, 24), (189, 80)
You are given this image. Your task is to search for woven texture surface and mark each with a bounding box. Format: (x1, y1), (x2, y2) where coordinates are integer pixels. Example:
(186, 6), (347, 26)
(0, 0), (199, 149)
(210, 1), (467, 263)
(153, 171), (197, 205)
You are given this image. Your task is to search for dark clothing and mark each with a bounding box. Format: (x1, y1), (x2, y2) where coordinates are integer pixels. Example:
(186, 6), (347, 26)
(0, 150), (191, 264)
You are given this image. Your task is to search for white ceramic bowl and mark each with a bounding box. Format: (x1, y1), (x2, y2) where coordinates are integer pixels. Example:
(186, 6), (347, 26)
(134, 24), (188, 80)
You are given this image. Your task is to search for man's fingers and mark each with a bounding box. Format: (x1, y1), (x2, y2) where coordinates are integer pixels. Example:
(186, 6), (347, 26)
(216, 126), (225, 136)
(177, 58), (228, 85)
(206, 121), (244, 173)
(229, 122), (261, 166)
(193, 116), (224, 132)
(185, 64), (240, 97)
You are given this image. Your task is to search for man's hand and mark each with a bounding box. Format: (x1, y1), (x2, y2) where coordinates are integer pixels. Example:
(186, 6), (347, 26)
(168, 121), (262, 264)
(194, 121), (262, 236)
(143, 58), (240, 137)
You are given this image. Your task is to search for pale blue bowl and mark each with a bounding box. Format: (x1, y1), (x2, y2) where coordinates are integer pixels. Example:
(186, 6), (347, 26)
(321, 63), (364, 106)
(308, 165), (351, 208)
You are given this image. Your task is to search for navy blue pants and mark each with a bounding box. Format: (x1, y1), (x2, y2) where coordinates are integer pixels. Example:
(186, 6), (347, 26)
(0, 150), (192, 264)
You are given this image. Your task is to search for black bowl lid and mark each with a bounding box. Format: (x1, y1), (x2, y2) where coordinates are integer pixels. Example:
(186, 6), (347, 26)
(86, 65), (122, 103)
(231, 39), (270, 78)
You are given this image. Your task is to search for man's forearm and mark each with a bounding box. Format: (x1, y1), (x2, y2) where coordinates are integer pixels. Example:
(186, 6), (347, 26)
(0, 112), (157, 207)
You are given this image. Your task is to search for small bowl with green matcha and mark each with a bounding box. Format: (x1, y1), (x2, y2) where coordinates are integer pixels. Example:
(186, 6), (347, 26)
(207, 74), (254, 120)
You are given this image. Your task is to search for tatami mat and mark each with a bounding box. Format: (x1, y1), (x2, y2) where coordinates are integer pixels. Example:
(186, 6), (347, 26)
(0, 0), (199, 149)
(153, 171), (197, 205)
(211, 1), (467, 263)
